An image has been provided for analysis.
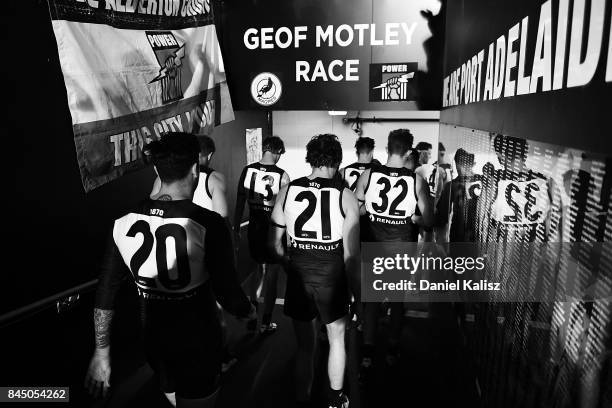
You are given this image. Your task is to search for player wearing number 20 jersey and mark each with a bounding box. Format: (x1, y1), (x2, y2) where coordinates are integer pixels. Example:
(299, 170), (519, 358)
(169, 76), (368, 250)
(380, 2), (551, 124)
(89, 133), (252, 403)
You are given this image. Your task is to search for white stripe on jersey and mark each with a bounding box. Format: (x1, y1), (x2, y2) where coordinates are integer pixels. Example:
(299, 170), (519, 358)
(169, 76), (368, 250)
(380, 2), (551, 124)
(113, 213), (208, 294)
(193, 171), (213, 211)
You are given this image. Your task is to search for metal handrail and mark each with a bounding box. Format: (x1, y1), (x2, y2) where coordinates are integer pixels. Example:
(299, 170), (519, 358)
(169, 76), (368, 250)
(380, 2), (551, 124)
(0, 279), (99, 328)
(0, 221), (251, 329)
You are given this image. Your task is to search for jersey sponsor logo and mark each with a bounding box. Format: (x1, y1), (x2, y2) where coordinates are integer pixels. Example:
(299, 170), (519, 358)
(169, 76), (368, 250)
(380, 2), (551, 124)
(365, 172), (416, 219)
(289, 236), (341, 251)
(491, 179), (551, 225)
(147, 31), (185, 104)
(244, 167), (281, 207)
(369, 213), (409, 225)
(251, 72), (282, 106)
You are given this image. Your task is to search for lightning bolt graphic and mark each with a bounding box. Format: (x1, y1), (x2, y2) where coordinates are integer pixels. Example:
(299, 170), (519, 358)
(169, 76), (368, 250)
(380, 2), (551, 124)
(149, 45), (185, 83)
(372, 72), (415, 89)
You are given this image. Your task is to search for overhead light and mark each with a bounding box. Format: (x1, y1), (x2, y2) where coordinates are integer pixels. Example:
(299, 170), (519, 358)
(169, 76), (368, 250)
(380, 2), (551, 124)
(328, 110), (347, 116)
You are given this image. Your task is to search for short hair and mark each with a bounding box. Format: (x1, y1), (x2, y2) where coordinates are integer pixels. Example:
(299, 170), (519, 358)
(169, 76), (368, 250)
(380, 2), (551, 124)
(438, 142), (446, 151)
(387, 129), (414, 156)
(454, 148), (474, 167)
(415, 141), (432, 151)
(493, 134), (528, 160)
(355, 137), (375, 154)
(198, 135), (216, 156)
(146, 132), (200, 183)
(306, 134), (343, 168)
(263, 136), (286, 154)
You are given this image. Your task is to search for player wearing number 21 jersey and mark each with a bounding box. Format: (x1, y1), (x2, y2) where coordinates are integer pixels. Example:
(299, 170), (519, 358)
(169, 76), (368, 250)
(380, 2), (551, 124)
(270, 134), (359, 408)
(86, 133), (254, 407)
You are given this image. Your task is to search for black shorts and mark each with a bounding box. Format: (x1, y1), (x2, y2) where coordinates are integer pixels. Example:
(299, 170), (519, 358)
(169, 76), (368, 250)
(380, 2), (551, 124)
(143, 320), (222, 399)
(247, 218), (276, 264)
(284, 269), (349, 325)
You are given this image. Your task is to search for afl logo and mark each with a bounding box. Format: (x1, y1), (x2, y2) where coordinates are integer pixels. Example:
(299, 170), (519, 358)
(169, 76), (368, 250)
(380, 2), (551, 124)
(251, 72), (282, 106)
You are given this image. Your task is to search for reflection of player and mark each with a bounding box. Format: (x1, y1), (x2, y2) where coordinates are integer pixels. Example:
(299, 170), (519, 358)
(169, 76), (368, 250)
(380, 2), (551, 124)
(437, 148), (482, 242)
(234, 136), (290, 334)
(270, 134), (359, 408)
(85, 133), (255, 407)
(354, 129), (433, 378)
(430, 143), (453, 243)
(477, 134), (560, 243)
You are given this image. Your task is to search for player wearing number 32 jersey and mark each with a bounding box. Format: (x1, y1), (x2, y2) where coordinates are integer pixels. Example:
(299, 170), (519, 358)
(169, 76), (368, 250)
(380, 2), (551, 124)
(86, 133), (254, 408)
(478, 134), (560, 243)
(270, 134), (360, 408)
(355, 129), (433, 242)
(353, 129), (433, 381)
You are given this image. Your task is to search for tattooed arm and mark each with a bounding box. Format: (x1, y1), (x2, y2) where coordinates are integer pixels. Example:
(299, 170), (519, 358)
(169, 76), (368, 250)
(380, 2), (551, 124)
(93, 308), (114, 349)
(85, 228), (128, 398)
(85, 309), (113, 398)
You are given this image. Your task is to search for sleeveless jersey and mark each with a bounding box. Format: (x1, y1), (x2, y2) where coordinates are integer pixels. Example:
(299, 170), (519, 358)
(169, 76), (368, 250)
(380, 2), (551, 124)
(486, 168), (552, 242)
(239, 163), (285, 222)
(363, 165), (419, 242)
(283, 177), (345, 285)
(343, 162), (373, 192)
(192, 166), (215, 211)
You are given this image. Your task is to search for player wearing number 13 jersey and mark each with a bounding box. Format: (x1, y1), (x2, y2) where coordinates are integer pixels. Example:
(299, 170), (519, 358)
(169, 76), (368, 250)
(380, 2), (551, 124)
(87, 133), (254, 407)
(271, 134), (360, 408)
(234, 136), (290, 333)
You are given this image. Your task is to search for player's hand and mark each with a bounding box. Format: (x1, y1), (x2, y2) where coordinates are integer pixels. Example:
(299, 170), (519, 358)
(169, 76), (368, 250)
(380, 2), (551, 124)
(350, 300), (363, 327)
(84, 348), (111, 399)
(387, 76), (400, 89)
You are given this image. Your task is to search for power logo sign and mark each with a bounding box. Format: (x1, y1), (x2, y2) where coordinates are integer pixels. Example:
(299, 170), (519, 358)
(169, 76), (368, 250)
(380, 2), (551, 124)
(147, 31), (185, 104)
(369, 62), (417, 101)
